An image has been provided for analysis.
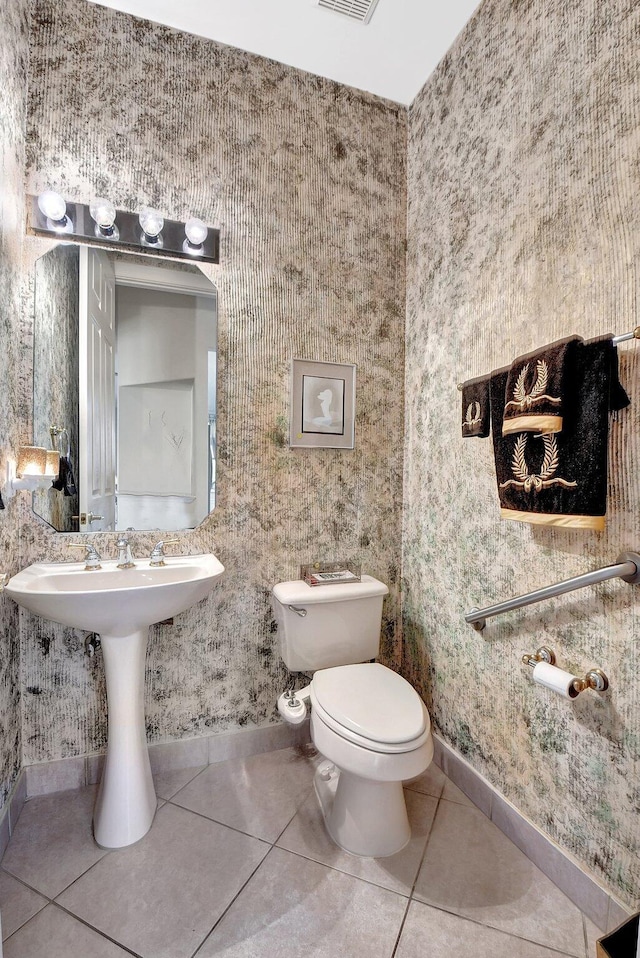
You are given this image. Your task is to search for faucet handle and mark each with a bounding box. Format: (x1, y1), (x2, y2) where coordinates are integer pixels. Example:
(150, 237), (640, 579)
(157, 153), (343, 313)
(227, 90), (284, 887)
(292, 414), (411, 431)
(67, 542), (102, 570)
(149, 539), (180, 566)
(115, 533), (135, 569)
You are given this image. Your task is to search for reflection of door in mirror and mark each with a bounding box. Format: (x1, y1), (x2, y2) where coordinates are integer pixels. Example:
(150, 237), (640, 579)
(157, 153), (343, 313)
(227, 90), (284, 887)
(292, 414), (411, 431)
(32, 246), (217, 533)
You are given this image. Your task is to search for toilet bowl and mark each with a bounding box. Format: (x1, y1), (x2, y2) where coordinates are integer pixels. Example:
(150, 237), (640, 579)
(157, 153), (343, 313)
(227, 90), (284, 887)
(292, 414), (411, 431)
(272, 576), (433, 858)
(289, 662), (433, 857)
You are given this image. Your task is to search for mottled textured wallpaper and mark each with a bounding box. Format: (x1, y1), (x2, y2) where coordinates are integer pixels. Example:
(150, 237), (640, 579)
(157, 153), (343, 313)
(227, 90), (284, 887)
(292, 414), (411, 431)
(405, 0), (640, 906)
(0, 0), (29, 812)
(21, 1), (406, 764)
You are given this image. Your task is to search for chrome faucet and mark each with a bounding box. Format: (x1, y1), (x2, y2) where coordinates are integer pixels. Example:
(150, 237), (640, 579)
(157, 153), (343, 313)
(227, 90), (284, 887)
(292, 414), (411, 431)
(116, 535), (135, 569)
(149, 539), (179, 567)
(68, 543), (102, 571)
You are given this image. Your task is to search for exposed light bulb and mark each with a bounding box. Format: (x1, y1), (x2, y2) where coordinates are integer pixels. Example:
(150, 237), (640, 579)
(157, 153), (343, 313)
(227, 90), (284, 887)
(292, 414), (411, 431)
(90, 197), (118, 237)
(139, 207), (164, 242)
(37, 190), (73, 233)
(38, 190), (67, 222)
(185, 217), (208, 246)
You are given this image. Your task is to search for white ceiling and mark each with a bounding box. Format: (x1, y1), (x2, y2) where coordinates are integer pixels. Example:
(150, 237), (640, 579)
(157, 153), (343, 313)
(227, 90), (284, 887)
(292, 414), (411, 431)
(89, 0), (481, 105)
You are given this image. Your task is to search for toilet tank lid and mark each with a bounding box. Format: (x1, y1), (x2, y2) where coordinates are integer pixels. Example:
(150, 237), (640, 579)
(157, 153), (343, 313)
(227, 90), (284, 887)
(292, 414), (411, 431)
(272, 575), (389, 605)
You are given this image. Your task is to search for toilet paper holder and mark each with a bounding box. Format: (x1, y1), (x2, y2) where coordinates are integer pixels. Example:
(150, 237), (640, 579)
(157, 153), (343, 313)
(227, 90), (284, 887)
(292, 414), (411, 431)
(522, 647), (609, 694)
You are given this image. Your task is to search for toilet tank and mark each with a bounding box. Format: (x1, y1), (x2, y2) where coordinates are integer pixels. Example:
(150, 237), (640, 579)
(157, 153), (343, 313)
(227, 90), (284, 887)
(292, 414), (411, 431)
(271, 575), (389, 672)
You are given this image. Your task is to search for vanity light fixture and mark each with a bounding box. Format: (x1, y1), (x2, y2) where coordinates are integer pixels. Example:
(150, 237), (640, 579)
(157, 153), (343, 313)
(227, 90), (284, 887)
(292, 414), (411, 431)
(183, 217), (208, 256)
(37, 190), (73, 234)
(4, 445), (60, 500)
(89, 197), (119, 239)
(28, 193), (220, 264)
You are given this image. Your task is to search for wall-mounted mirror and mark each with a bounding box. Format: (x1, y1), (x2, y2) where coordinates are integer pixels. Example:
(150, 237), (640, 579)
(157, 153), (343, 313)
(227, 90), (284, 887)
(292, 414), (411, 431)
(32, 245), (217, 533)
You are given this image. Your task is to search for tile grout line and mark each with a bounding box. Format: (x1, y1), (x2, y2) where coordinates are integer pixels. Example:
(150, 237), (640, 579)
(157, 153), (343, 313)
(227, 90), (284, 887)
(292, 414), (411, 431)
(1, 849), (145, 956)
(0, 876), (144, 958)
(162, 796), (276, 843)
(154, 763), (211, 802)
(266, 842), (413, 899)
(403, 898), (583, 958)
(163, 775), (317, 844)
(404, 804), (586, 958)
(187, 779), (317, 958)
(581, 914), (589, 958)
(0, 867), (48, 944)
(390, 788), (445, 957)
(47, 900), (145, 957)
(188, 845), (278, 958)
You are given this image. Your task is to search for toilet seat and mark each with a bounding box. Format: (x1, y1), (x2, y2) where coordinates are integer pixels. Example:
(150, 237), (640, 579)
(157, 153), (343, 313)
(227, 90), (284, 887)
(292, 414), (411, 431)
(311, 663), (430, 755)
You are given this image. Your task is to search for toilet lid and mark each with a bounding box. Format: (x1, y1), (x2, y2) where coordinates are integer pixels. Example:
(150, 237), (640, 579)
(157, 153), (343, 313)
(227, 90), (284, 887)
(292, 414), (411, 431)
(311, 663), (426, 745)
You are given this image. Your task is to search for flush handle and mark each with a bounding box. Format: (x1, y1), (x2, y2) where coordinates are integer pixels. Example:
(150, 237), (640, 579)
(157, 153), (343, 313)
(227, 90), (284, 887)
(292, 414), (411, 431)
(288, 605), (307, 617)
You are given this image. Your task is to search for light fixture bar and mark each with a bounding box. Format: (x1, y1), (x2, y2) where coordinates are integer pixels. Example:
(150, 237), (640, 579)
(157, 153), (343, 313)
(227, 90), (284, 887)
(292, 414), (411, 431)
(27, 196), (220, 265)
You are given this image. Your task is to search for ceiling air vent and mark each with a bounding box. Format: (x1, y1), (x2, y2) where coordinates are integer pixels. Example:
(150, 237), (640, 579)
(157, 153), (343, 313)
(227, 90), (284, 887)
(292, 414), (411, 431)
(316, 0), (380, 24)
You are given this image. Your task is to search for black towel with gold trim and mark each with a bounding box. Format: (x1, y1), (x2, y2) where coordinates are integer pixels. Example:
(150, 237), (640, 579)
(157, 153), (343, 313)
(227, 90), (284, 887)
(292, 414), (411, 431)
(461, 374), (490, 438)
(491, 337), (629, 530)
(502, 336), (582, 436)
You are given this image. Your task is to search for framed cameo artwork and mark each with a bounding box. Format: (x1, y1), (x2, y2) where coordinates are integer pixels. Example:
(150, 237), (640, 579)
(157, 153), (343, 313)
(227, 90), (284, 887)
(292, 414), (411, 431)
(290, 359), (356, 449)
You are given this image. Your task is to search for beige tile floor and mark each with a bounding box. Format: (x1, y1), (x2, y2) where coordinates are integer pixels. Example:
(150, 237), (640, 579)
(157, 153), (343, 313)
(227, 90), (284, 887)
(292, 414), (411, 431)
(0, 746), (603, 958)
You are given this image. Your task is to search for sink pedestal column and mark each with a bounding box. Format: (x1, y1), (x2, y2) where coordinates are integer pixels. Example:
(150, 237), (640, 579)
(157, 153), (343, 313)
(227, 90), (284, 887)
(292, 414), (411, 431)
(93, 628), (156, 848)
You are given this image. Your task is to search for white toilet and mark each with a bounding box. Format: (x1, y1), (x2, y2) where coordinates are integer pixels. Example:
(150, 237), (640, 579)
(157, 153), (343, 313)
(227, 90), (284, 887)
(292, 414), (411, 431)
(272, 574), (433, 858)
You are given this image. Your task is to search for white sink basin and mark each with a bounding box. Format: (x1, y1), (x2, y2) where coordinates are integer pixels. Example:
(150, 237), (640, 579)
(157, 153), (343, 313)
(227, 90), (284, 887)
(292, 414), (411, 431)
(5, 554), (225, 635)
(5, 553), (224, 850)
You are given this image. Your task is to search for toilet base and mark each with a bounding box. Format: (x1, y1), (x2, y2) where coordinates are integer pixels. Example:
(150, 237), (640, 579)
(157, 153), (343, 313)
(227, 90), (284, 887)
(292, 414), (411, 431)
(314, 760), (411, 858)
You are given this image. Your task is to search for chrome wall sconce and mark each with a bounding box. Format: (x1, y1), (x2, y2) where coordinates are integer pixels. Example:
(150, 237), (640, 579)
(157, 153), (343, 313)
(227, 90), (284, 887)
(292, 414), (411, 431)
(28, 192), (219, 264)
(4, 445), (60, 500)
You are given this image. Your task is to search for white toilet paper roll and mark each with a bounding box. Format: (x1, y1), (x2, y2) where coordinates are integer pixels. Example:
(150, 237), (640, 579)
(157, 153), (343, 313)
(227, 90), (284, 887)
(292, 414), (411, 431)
(532, 661), (580, 699)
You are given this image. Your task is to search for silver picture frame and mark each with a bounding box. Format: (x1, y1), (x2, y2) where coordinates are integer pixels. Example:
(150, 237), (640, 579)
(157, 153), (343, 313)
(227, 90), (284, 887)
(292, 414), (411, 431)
(290, 359), (356, 449)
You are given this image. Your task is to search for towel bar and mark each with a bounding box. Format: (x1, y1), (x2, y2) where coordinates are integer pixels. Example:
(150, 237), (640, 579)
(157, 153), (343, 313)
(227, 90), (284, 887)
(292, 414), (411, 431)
(457, 327), (640, 390)
(466, 552), (640, 631)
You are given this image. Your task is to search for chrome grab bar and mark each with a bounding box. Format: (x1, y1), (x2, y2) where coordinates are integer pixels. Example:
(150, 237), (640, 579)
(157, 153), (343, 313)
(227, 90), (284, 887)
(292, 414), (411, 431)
(466, 552), (640, 631)
(288, 605), (307, 617)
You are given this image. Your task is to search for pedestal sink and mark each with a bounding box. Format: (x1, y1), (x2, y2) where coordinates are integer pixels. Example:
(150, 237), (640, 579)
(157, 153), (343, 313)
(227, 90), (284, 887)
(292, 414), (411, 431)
(5, 553), (224, 848)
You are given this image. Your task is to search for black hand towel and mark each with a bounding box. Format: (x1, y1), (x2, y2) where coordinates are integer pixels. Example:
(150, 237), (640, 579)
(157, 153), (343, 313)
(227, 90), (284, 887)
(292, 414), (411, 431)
(502, 336), (582, 436)
(461, 374), (491, 438)
(51, 456), (77, 497)
(491, 337), (629, 530)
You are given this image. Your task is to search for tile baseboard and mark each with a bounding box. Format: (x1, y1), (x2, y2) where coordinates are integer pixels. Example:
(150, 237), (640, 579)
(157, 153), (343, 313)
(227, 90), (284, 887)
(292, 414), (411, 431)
(3, 721), (310, 860)
(433, 733), (632, 932)
(0, 768), (27, 861)
(22, 719), (312, 794)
